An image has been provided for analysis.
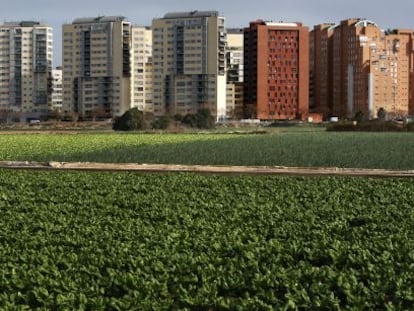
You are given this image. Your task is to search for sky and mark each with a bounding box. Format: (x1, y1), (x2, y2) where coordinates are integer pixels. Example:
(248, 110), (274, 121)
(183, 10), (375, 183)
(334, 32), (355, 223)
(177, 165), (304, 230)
(1, 0), (414, 66)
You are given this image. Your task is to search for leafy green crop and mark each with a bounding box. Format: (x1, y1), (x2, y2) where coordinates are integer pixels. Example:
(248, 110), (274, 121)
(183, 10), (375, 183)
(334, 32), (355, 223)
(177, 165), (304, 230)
(1, 169), (414, 309)
(0, 132), (414, 169)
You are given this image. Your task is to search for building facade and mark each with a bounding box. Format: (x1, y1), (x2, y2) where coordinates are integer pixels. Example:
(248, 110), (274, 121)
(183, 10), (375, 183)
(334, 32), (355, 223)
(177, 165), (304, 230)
(51, 67), (63, 113)
(309, 23), (335, 118)
(0, 21), (53, 120)
(226, 28), (244, 118)
(332, 19), (380, 118)
(62, 16), (132, 119)
(152, 11), (227, 119)
(244, 20), (309, 120)
(131, 26), (153, 112)
(324, 19), (414, 119)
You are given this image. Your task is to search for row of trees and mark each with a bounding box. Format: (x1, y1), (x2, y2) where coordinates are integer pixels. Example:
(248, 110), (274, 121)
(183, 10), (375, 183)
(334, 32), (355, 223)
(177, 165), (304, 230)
(112, 108), (215, 131)
(353, 107), (387, 122)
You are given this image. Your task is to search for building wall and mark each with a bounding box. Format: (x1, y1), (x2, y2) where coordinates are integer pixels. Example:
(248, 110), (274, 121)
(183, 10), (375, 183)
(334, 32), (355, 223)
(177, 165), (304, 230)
(62, 16), (131, 119)
(310, 23), (335, 119)
(225, 81), (244, 118)
(373, 30), (414, 118)
(152, 11), (227, 120)
(51, 67), (63, 112)
(244, 20), (309, 120)
(226, 29), (244, 84)
(226, 29), (244, 119)
(329, 19), (414, 119)
(131, 26), (152, 112)
(0, 21), (53, 118)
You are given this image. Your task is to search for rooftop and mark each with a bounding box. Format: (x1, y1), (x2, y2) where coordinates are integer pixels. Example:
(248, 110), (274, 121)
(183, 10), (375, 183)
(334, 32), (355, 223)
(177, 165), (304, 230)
(249, 20), (303, 28)
(163, 11), (220, 19)
(72, 16), (127, 24)
(1, 21), (49, 27)
(227, 28), (243, 34)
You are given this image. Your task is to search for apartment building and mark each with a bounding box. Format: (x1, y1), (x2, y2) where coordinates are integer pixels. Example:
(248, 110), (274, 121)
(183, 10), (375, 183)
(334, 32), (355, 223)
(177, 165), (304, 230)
(226, 28), (244, 118)
(332, 19), (380, 118)
(131, 26), (153, 112)
(51, 67), (63, 112)
(62, 16), (132, 119)
(309, 23), (335, 118)
(152, 11), (227, 119)
(324, 19), (414, 119)
(371, 29), (414, 118)
(0, 21), (53, 119)
(244, 20), (309, 120)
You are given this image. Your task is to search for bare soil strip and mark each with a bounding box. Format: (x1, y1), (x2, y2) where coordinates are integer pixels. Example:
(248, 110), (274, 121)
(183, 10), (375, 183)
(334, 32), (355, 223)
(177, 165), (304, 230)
(0, 161), (413, 178)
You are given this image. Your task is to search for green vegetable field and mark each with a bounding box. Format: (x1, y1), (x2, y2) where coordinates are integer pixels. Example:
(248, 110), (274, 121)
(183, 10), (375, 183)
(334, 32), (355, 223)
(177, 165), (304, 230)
(1, 169), (414, 309)
(0, 131), (414, 169)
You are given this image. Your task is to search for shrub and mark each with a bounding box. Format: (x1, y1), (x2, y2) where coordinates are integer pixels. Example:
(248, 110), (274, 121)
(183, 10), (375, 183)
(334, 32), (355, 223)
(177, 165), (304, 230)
(377, 107), (387, 121)
(113, 108), (146, 131)
(326, 122), (351, 132)
(327, 121), (408, 132)
(182, 109), (215, 129)
(151, 116), (171, 130)
(353, 111), (365, 122)
(407, 122), (414, 132)
(173, 114), (183, 122)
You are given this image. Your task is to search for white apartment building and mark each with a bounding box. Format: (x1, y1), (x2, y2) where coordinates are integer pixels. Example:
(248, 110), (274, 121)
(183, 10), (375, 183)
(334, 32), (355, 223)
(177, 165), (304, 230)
(0, 21), (53, 119)
(62, 16), (132, 119)
(51, 67), (63, 112)
(131, 26), (153, 112)
(152, 11), (227, 120)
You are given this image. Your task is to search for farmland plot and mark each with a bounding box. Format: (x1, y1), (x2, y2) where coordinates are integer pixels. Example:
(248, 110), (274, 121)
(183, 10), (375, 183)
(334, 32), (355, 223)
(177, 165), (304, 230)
(0, 132), (414, 169)
(1, 170), (414, 309)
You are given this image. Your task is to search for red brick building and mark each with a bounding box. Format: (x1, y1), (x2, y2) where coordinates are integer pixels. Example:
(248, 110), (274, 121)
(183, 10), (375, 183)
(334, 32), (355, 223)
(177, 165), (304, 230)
(309, 23), (335, 119)
(243, 20), (309, 120)
(311, 19), (414, 120)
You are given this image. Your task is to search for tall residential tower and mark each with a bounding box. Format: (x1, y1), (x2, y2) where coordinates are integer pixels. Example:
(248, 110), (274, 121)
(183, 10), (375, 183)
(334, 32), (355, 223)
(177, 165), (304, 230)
(152, 11), (227, 119)
(131, 26), (153, 112)
(244, 20), (309, 120)
(327, 19), (414, 119)
(309, 23), (335, 118)
(0, 21), (53, 119)
(62, 16), (132, 119)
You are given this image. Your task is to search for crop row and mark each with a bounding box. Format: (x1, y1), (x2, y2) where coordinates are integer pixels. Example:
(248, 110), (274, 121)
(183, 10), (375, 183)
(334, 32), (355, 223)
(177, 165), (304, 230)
(1, 169), (414, 309)
(0, 132), (414, 169)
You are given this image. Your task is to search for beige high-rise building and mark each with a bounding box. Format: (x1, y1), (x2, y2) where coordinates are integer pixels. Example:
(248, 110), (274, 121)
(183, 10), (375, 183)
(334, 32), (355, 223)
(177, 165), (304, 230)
(152, 11), (227, 120)
(328, 19), (414, 119)
(131, 26), (153, 112)
(226, 28), (244, 118)
(0, 21), (53, 119)
(62, 16), (132, 119)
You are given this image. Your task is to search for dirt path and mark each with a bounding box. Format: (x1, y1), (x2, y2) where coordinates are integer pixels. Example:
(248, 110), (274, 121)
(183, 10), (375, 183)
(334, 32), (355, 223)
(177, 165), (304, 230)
(0, 161), (413, 178)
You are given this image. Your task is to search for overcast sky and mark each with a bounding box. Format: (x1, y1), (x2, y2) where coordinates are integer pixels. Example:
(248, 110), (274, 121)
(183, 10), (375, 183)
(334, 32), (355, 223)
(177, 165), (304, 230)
(2, 0), (413, 66)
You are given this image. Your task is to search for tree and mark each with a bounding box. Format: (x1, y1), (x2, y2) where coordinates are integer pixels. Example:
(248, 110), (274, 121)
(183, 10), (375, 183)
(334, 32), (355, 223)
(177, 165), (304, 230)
(196, 108), (215, 129)
(151, 116), (171, 130)
(377, 107), (387, 121)
(353, 111), (365, 122)
(112, 108), (146, 131)
(182, 109), (215, 129)
(0, 109), (8, 123)
(173, 114), (183, 122)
